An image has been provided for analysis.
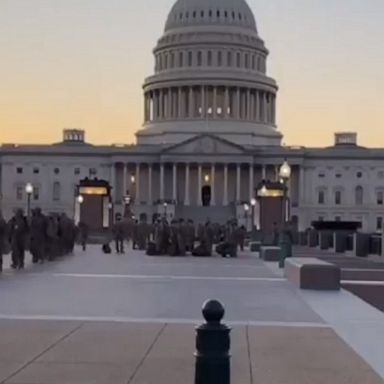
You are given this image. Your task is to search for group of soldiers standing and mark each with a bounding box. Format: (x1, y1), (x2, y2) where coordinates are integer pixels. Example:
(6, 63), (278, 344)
(0, 208), (88, 272)
(110, 215), (247, 258)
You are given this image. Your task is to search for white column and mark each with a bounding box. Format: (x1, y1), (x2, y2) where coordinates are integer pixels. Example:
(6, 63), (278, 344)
(223, 164), (228, 205)
(160, 163), (165, 201)
(213, 86), (217, 118)
(159, 89), (164, 120)
(236, 87), (241, 119)
(263, 93), (268, 122)
(246, 88), (251, 120)
(189, 87), (194, 118)
(249, 164), (254, 201)
(224, 87), (230, 118)
(167, 89), (172, 119)
(198, 164), (202, 206)
(201, 85), (205, 117)
(135, 163), (140, 202)
(123, 164), (127, 198)
(110, 163), (116, 202)
(153, 91), (158, 120)
(299, 165), (305, 205)
(211, 164), (216, 206)
(262, 165), (266, 180)
(178, 87), (183, 118)
(185, 163), (190, 205)
(172, 163), (177, 202)
(256, 91), (260, 121)
(148, 164), (153, 204)
(236, 164), (241, 202)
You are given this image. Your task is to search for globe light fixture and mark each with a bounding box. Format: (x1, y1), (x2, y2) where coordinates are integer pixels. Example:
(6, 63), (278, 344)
(279, 159), (291, 181)
(77, 195), (84, 204)
(25, 182), (33, 195)
(130, 175), (136, 183)
(244, 203), (250, 212)
(251, 198), (257, 207)
(204, 174), (210, 183)
(260, 185), (268, 197)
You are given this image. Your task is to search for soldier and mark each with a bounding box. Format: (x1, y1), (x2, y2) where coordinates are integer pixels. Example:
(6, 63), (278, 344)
(0, 211), (7, 272)
(177, 219), (187, 256)
(78, 221), (89, 251)
(185, 219), (195, 253)
(237, 225), (247, 252)
(204, 220), (214, 255)
(46, 215), (58, 261)
(8, 209), (29, 269)
(30, 208), (47, 263)
(113, 217), (125, 253)
(137, 218), (150, 251)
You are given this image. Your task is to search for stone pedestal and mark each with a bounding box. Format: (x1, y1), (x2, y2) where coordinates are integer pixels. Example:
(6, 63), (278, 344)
(308, 230), (319, 248)
(354, 233), (370, 258)
(334, 232), (347, 253)
(320, 231), (333, 250)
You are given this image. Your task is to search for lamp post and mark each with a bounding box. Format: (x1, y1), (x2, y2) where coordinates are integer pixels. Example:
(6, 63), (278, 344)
(278, 159), (292, 269)
(244, 203), (250, 232)
(163, 202), (168, 219)
(251, 198), (256, 233)
(279, 159), (291, 223)
(25, 182), (33, 218)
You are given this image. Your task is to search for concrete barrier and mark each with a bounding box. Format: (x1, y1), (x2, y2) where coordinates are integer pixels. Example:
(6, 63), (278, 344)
(285, 257), (341, 290)
(259, 246), (280, 262)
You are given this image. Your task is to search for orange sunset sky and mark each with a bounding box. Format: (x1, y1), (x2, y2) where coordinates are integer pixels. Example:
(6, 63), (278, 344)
(1, 0), (383, 147)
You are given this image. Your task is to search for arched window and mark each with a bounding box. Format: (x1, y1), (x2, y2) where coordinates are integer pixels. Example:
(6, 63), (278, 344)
(207, 51), (212, 66)
(188, 51), (193, 66)
(53, 182), (61, 201)
(164, 53), (168, 69)
(197, 51), (202, 66)
(244, 53), (249, 68)
(170, 52), (175, 68)
(236, 52), (241, 67)
(355, 186), (363, 205)
(227, 51), (232, 66)
(217, 51), (222, 66)
(251, 54), (255, 69)
(179, 51), (184, 67)
(335, 190), (342, 205)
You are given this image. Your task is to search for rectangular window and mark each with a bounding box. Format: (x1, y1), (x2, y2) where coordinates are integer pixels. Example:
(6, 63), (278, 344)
(335, 191), (342, 205)
(74, 168), (80, 175)
(188, 51), (192, 66)
(318, 191), (325, 205)
(33, 187), (39, 201)
(33, 168), (39, 174)
(377, 191), (383, 205)
(377, 217), (383, 231)
(16, 186), (23, 201)
(16, 167), (23, 174)
(89, 168), (97, 176)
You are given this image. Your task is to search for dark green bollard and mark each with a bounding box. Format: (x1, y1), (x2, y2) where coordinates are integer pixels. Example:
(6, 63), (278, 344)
(278, 230), (292, 269)
(195, 300), (231, 384)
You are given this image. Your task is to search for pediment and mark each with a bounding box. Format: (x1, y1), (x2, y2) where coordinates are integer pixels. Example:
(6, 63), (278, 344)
(164, 135), (245, 155)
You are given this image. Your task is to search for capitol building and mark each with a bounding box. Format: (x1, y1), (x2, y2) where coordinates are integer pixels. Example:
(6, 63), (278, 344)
(1, 0), (384, 233)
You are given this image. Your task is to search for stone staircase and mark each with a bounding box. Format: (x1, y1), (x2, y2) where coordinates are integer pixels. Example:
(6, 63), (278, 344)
(175, 205), (236, 224)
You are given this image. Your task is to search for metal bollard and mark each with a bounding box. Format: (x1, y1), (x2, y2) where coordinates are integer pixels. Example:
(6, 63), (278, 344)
(194, 299), (231, 384)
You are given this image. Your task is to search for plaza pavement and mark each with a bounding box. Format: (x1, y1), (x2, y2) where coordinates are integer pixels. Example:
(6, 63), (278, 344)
(0, 246), (383, 383)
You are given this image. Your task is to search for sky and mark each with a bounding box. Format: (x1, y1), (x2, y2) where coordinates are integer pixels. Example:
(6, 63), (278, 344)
(0, 0), (383, 147)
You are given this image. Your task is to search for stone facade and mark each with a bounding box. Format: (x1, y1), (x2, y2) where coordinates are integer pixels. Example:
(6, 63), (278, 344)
(1, 0), (383, 232)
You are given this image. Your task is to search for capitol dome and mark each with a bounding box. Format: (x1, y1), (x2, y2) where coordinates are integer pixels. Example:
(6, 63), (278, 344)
(136, 0), (282, 147)
(164, 0), (257, 32)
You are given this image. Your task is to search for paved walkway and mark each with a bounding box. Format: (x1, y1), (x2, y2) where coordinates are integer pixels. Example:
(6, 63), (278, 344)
(0, 246), (383, 383)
